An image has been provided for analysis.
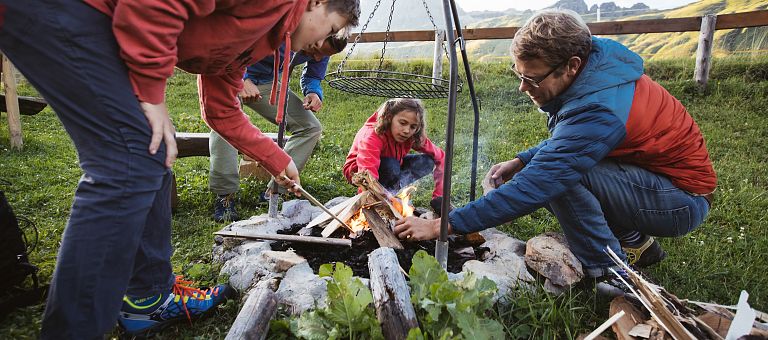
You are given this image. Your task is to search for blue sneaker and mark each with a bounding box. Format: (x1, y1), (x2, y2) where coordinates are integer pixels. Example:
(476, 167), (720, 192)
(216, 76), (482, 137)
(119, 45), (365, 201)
(118, 276), (235, 336)
(213, 193), (239, 223)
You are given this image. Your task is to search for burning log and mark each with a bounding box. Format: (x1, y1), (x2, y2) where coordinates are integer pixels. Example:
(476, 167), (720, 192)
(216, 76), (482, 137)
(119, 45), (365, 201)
(305, 193), (365, 229)
(368, 247), (420, 339)
(225, 287), (278, 340)
(352, 170), (404, 219)
(321, 192), (370, 237)
(362, 208), (404, 250)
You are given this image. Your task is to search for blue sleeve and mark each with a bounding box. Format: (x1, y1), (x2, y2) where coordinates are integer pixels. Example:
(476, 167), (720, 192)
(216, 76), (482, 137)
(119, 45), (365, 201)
(448, 105), (627, 234)
(300, 56), (329, 101)
(516, 139), (549, 165)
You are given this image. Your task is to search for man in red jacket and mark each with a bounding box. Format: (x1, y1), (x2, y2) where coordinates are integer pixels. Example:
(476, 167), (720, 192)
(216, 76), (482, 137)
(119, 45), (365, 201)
(0, 0), (359, 338)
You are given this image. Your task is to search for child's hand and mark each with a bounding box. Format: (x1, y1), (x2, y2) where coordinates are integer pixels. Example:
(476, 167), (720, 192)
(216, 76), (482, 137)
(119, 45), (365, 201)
(302, 93), (322, 112)
(276, 160), (301, 196)
(239, 79), (262, 102)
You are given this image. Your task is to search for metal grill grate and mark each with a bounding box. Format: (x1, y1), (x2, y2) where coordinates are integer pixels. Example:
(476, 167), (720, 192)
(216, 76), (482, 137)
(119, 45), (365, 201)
(325, 70), (461, 99)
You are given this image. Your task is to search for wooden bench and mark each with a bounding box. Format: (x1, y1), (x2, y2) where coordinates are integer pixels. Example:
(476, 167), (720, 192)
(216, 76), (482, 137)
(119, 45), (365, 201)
(172, 131), (290, 210)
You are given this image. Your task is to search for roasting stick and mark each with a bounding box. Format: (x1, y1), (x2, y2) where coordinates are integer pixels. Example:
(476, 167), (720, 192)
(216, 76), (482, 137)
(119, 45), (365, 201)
(280, 175), (351, 231)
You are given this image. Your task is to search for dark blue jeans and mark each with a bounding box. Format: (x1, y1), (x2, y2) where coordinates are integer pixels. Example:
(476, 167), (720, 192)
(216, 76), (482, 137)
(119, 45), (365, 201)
(548, 160), (710, 277)
(378, 154), (435, 194)
(0, 0), (174, 338)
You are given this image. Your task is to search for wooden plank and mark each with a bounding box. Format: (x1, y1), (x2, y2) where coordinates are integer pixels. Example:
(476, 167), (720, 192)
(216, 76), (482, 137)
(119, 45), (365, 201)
(215, 230), (352, 247)
(305, 193), (364, 229)
(368, 247), (420, 339)
(0, 94), (47, 115)
(2, 54), (23, 150)
(351, 170), (403, 220)
(225, 287), (278, 340)
(321, 192), (367, 237)
(175, 132), (287, 158)
(362, 208), (404, 250)
(351, 10), (768, 42)
(716, 10), (768, 29)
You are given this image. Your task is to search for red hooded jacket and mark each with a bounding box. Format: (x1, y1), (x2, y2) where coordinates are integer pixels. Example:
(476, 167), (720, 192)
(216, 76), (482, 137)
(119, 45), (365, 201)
(343, 112), (445, 198)
(84, 0), (307, 175)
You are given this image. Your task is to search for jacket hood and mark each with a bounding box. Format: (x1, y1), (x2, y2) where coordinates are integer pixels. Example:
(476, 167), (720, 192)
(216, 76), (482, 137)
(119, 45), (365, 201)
(542, 37), (643, 114)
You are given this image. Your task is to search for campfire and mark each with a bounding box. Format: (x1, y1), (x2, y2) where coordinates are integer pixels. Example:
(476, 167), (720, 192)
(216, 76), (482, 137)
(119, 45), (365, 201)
(302, 170), (417, 249)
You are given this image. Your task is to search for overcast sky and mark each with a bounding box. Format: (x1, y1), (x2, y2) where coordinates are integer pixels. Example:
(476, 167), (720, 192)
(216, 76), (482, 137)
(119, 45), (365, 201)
(454, 0), (700, 12)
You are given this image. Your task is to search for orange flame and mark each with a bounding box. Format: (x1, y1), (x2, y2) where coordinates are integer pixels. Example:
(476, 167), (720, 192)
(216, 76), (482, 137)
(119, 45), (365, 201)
(348, 210), (368, 233)
(391, 185), (416, 217)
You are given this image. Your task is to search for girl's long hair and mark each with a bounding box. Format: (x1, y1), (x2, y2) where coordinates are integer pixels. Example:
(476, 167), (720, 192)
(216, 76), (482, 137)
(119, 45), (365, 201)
(373, 98), (427, 148)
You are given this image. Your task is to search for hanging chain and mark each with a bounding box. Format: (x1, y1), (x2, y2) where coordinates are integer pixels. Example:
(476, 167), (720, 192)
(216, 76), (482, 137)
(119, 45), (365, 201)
(421, 0), (450, 63)
(377, 0), (397, 71)
(336, 0), (385, 73)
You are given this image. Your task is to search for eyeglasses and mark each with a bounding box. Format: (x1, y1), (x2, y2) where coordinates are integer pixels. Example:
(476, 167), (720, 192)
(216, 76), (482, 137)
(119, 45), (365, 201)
(510, 59), (568, 88)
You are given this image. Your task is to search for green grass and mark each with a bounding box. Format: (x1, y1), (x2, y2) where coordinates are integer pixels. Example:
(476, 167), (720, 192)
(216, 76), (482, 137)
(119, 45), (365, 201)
(1, 56), (767, 339)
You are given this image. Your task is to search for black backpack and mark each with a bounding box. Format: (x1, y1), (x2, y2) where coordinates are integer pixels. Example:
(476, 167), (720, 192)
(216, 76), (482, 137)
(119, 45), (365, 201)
(0, 184), (47, 320)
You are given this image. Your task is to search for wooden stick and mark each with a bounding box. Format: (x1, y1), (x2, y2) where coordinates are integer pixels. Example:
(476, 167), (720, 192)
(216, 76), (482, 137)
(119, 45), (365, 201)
(225, 287), (278, 340)
(583, 310), (626, 340)
(215, 230), (351, 247)
(280, 175), (351, 231)
(362, 208), (404, 250)
(368, 247), (420, 339)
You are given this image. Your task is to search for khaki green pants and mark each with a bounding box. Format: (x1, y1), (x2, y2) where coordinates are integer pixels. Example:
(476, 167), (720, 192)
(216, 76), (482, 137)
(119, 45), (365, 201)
(209, 83), (321, 195)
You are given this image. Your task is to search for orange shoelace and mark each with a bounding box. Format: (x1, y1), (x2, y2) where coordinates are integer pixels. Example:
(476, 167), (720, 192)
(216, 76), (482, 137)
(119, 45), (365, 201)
(172, 275), (221, 323)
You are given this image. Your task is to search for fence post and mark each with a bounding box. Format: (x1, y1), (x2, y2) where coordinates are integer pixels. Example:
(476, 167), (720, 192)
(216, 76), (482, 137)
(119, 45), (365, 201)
(432, 29), (445, 85)
(694, 14), (717, 91)
(2, 53), (23, 150)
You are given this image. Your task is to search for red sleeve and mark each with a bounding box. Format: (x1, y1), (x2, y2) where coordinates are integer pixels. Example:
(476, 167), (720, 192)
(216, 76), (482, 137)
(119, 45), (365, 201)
(415, 137), (445, 198)
(198, 72), (290, 175)
(108, 0), (252, 104)
(356, 132), (386, 180)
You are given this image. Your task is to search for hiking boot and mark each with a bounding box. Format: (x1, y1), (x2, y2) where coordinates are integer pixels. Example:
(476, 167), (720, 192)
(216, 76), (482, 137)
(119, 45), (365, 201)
(622, 236), (667, 268)
(118, 276), (236, 337)
(213, 193), (239, 223)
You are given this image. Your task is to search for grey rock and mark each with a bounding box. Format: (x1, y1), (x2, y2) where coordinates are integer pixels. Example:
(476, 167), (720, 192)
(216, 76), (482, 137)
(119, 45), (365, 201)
(525, 232), (584, 293)
(275, 262), (328, 314)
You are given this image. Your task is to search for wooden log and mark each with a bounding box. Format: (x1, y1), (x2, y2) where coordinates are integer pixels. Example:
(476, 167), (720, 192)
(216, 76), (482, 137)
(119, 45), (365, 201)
(0, 94), (47, 115)
(368, 247), (419, 339)
(2, 54), (23, 150)
(362, 208), (404, 250)
(215, 230), (351, 247)
(175, 132), (288, 158)
(225, 287), (278, 340)
(694, 14), (717, 91)
(351, 170), (403, 219)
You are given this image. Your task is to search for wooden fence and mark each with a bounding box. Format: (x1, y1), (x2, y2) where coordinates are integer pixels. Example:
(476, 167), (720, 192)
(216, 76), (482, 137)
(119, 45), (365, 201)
(351, 10), (768, 90)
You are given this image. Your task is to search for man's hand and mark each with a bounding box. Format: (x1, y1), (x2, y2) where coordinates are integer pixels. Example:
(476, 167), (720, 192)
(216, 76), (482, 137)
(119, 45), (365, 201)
(239, 79), (262, 102)
(275, 160), (301, 196)
(139, 101), (177, 168)
(302, 93), (322, 112)
(394, 216), (441, 241)
(482, 158), (525, 194)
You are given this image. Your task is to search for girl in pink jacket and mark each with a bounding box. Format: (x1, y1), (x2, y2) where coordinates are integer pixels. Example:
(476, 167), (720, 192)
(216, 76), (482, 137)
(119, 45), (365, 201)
(343, 98), (445, 200)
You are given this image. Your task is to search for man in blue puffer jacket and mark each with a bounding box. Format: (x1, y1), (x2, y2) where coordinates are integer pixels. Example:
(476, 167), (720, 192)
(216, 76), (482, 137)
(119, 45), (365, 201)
(394, 9), (716, 279)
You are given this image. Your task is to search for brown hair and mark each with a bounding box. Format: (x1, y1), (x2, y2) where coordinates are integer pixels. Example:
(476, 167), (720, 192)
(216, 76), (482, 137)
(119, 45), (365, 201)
(511, 9), (591, 72)
(374, 98), (427, 148)
(326, 0), (361, 28)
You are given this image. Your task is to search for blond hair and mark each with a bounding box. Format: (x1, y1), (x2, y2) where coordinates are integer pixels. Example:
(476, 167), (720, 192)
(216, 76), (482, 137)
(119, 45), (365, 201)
(374, 98), (426, 148)
(511, 9), (592, 69)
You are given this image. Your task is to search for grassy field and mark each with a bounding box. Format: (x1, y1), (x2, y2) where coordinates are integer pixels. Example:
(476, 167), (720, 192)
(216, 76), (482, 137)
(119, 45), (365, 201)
(1, 55), (767, 339)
